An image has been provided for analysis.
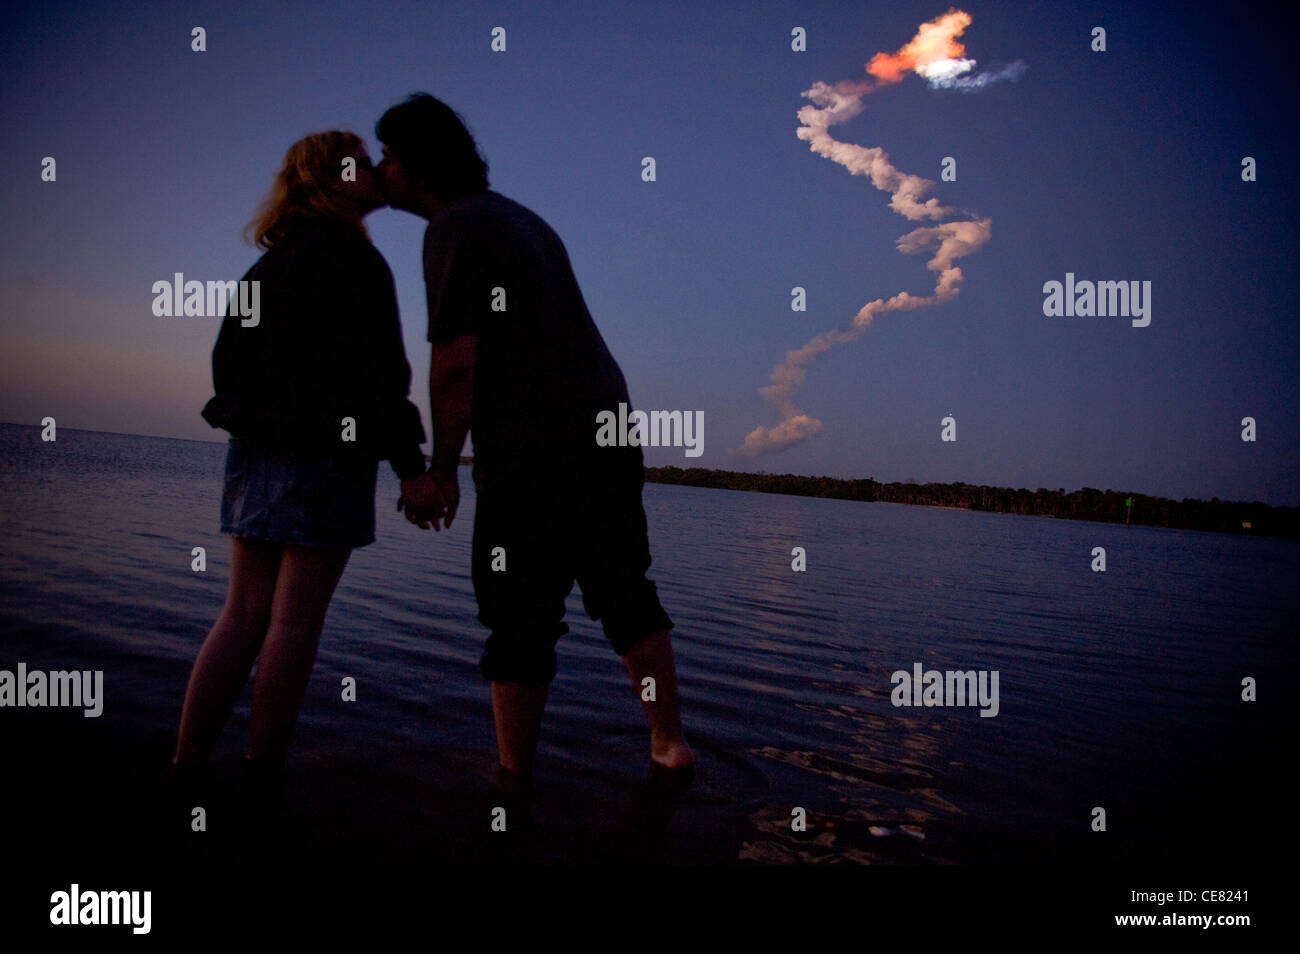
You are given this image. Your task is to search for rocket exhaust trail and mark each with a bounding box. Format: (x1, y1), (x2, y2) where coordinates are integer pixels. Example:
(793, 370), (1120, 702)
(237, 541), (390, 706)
(737, 9), (1023, 458)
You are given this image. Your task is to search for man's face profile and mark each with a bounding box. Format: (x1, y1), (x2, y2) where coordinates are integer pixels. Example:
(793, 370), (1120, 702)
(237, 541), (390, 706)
(377, 145), (419, 211)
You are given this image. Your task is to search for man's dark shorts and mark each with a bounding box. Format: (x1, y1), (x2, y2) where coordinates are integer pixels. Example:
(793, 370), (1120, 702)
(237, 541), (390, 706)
(471, 449), (673, 687)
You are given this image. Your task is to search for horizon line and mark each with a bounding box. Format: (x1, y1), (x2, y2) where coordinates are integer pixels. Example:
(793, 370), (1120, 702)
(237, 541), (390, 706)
(1, 421), (1292, 510)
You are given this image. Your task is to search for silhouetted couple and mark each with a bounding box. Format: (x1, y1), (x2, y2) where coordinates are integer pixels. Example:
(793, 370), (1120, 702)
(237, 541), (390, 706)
(171, 95), (693, 825)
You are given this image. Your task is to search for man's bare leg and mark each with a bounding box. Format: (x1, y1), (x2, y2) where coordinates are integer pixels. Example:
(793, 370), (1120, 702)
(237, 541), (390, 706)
(491, 681), (549, 784)
(623, 630), (694, 769)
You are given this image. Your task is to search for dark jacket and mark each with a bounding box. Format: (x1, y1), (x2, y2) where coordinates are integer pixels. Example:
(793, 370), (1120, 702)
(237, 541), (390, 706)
(201, 216), (426, 479)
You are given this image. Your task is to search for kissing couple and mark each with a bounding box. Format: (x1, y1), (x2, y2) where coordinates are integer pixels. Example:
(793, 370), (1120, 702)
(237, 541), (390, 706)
(170, 94), (694, 828)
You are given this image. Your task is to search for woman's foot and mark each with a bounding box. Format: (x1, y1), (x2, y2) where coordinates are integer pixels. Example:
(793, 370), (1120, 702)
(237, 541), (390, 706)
(162, 757), (220, 795)
(158, 758), (226, 833)
(238, 755), (287, 834)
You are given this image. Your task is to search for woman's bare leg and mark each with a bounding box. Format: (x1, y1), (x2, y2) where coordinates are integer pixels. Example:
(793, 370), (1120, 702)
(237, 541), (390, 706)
(173, 537), (282, 766)
(247, 544), (351, 764)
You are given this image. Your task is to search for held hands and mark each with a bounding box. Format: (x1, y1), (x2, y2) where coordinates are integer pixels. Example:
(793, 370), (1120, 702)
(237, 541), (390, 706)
(397, 471), (444, 530)
(428, 469), (459, 528)
(397, 469), (460, 531)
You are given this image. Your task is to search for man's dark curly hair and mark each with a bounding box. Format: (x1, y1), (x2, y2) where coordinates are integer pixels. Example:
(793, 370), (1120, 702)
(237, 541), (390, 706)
(376, 93), (489, 199)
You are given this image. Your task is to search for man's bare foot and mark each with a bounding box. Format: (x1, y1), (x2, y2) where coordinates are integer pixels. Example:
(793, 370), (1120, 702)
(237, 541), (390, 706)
(650, 734), (695, 770)
(492, 762), (533, 798)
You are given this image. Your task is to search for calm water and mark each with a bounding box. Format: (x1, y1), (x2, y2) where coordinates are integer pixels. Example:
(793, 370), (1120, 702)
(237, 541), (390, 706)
(1, 423), (1295, 864)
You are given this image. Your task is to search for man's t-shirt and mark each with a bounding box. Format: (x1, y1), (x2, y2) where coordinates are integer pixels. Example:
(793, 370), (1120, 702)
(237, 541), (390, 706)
(423, 189), (635, 488)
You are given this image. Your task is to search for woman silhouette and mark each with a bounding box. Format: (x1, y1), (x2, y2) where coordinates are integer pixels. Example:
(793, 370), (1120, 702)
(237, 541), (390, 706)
(170, 131), (438, 813)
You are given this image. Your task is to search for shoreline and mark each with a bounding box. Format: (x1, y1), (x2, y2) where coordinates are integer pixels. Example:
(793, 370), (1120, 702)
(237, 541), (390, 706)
(640, 466), (1300, 539)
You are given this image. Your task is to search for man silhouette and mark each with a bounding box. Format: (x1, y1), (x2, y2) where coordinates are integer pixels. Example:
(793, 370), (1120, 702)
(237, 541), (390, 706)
(377, 94), (694, 799)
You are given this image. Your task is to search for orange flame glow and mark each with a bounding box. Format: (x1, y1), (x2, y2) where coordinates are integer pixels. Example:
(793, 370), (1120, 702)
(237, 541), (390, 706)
(865, 8), (971, 85)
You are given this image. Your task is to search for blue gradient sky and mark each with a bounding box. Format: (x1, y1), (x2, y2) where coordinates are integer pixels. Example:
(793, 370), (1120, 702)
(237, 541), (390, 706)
(2, 0), (1297, 504)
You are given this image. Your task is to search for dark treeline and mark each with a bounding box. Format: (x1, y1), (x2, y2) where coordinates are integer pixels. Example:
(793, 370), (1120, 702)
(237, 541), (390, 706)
(643, 467), (1300, 539)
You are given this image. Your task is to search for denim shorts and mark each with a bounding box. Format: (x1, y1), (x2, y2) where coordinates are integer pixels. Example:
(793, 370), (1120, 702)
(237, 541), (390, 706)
(220, 436), (378, 548)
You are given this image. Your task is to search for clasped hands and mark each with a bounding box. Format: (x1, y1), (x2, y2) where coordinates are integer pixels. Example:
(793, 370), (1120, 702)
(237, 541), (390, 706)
(397, 469), (459, 531)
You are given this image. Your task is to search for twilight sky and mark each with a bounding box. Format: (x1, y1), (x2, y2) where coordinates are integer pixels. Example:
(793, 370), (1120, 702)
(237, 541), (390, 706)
(2, 0), (1297, 505)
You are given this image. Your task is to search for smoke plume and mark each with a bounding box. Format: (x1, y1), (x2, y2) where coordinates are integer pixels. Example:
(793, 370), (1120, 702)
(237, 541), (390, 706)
(737, 9), (1023, 458)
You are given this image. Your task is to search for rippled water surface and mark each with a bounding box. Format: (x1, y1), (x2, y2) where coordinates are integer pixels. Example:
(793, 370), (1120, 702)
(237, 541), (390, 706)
(1, 424), (1294, 863)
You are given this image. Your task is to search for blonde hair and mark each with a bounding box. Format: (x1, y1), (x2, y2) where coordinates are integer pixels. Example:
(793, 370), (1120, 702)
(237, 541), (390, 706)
(244, 130), (370, 249)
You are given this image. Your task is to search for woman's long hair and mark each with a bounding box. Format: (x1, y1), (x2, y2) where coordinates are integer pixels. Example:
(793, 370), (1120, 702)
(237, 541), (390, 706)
(244, 130), (369, 249)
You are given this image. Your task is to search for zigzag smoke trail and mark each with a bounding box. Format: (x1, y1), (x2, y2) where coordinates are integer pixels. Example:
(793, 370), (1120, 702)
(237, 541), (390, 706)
(737, 9), (1024, 458)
